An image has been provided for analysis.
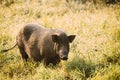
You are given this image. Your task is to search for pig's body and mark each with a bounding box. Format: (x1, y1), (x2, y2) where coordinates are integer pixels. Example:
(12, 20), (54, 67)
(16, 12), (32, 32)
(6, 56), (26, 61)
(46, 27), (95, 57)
(4, 24), (76, 65)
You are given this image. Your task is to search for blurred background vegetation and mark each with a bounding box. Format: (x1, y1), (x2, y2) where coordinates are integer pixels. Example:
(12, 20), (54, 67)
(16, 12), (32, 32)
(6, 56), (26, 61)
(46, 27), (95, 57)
(0, 0), (120, 80)
(0, 0), (120, 6)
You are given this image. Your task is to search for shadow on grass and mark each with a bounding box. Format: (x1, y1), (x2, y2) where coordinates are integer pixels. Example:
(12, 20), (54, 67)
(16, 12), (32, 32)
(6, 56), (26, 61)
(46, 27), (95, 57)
(65, 56), (96, 80)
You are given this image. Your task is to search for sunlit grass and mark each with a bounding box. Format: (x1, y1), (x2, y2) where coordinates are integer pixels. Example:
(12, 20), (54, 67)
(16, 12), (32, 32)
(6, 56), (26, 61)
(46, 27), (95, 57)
(0, 0), (120, 80)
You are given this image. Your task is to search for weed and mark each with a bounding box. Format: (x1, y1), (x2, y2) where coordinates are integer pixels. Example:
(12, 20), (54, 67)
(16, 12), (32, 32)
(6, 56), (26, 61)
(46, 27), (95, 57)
(0, 0), (120, 80)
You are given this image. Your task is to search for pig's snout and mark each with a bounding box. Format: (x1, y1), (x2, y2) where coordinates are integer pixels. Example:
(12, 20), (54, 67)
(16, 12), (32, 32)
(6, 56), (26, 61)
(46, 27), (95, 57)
(61, 52), (68, 60)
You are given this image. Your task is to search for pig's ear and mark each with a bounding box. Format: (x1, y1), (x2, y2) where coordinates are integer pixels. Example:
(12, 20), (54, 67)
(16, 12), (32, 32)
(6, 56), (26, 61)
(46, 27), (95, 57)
(68, 35), (76, 43)
(52, 35), (59, 42)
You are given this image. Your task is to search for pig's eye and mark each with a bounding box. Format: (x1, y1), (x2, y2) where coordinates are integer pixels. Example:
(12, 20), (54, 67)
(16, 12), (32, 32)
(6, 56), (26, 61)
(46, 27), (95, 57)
(57, 43), (61, 50)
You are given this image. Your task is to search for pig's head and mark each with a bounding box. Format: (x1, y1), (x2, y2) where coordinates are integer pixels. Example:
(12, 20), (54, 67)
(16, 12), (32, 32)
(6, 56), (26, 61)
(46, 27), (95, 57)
(52, 33), (76, 60)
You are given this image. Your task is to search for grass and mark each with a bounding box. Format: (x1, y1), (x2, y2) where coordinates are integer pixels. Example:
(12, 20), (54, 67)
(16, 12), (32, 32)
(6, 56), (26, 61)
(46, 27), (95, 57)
(0, 0), (120, 80)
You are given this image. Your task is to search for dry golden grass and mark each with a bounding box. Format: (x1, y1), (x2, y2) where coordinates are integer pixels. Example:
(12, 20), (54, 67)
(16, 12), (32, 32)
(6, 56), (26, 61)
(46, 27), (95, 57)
(0, 0), (120, 80)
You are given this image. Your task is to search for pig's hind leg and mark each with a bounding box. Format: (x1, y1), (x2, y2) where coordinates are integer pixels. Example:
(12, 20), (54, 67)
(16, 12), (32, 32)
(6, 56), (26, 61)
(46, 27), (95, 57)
(18, 46), (28, 61)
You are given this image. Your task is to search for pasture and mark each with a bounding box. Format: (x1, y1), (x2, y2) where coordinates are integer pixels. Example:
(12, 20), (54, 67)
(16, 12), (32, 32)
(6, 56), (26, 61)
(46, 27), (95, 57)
(0, 0), (120, 80)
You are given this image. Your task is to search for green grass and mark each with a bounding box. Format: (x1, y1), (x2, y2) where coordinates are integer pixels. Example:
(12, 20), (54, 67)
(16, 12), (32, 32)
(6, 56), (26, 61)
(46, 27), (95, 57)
(0, 0), (120, 80)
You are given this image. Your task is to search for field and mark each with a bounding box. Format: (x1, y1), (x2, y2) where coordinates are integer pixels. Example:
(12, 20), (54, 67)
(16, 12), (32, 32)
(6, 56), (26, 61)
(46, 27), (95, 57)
(0, 0), (120, 80)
